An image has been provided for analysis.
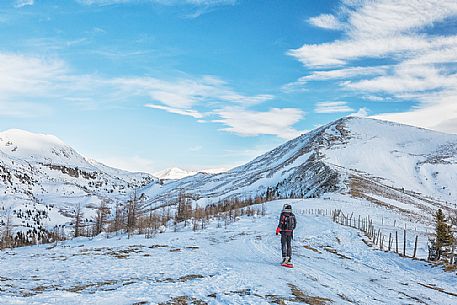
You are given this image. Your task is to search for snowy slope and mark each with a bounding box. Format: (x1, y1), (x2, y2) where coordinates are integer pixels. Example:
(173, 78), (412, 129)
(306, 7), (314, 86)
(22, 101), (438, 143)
(154, 167), (199, 180)
(141, 117), (457, 223)
(1, 199), (455, 305)
(0, 129), (156, 231)
(154, 167), (228, 180)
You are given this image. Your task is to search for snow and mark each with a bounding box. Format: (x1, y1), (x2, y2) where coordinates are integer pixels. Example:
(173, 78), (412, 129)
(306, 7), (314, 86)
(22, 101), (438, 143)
(141, 117), (457, 229)
(154, 167), (229, 180)
(154, 167), (199, 180)
(0, 128), (155, 233)
(1, 199), (455, 305)
(323, 117), (457, 203)
(2, 118), (457, 304)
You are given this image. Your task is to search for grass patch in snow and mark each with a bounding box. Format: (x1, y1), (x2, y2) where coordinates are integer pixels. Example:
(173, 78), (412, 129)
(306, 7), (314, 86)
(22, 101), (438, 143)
(149, 244), (169, 248)
(288, 283), (333, 304)
(303, 244), (321, 253)
(158, 296), (208, 305)
(266, 284), (333, 305)
(158, 274), (204, 283)
(322, 246), (351, 260)
(418, 282), (457, 297)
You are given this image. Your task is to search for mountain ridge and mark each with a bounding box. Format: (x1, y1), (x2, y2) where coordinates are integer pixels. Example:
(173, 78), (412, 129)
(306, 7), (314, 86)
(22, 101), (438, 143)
(140, 116), (457, 223)
(1, 116), (457, 231)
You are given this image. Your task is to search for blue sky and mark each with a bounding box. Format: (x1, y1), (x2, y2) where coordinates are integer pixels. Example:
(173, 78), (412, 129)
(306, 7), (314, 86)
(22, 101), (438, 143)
(1, 0), (457, 173)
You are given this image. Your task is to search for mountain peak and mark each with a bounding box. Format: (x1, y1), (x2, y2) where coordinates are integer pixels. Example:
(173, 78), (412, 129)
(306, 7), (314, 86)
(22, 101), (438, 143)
(0, 128), (66, 148)
(154, 167), (198, 180)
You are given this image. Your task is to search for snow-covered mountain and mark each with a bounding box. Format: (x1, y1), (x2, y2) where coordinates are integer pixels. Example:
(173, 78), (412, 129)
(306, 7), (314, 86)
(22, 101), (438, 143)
(2, 117), (456, 230)
(141, 117), (457, 222)
(154, 167), (199, 180)
(0, 129), (156, 229)
(154, 167), (228, 180)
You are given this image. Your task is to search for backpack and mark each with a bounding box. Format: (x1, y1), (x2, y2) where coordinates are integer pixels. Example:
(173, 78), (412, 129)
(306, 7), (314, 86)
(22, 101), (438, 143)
(280, 213), (295, 231)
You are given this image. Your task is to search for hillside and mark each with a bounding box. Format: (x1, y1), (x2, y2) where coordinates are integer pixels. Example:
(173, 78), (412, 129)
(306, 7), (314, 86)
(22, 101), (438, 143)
(154, 167), (199, 180)
(2, 117), (456, 235)
(140, 117), (457, 223)
(1, 199), (455, 305)
(0, 129), (156, 232)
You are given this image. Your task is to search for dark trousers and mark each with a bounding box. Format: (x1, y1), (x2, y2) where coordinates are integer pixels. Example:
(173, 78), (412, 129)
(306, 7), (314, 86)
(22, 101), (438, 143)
(281, 233), (292, 258)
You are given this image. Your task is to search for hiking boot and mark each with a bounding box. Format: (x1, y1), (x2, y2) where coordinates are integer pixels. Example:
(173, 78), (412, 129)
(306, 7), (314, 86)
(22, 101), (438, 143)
(281, 257), (287, 264)
(284, 257), (290, 264)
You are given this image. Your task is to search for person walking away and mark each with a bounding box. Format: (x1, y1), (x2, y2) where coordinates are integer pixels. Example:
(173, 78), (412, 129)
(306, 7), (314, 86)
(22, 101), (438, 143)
(276, 204), (296, 267)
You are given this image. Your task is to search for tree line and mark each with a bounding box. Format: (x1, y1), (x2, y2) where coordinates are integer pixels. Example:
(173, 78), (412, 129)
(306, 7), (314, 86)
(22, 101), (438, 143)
(0, 191), (268, 250)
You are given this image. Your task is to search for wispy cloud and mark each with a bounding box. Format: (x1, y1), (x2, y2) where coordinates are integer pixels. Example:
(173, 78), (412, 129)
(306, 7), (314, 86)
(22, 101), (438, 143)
(15, 0), (34, 8)
(78, 0), (236, 5)
(283, 66), (387, 92)
(77, 0), (236, 17)
(0, 52), (302, 139)
(145, 104), (204, 118)
(308, 14), (343, 30)
(314, 101), (354, 114)
(161, 0), (237, 18)
(288, 0), (457, 133)
(213, 107), (306, 139)
(113, 75), (272, 109)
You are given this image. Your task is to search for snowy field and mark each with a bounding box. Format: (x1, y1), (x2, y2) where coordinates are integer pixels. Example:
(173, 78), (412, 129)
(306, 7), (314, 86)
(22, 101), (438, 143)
(1, 199), (456, 305)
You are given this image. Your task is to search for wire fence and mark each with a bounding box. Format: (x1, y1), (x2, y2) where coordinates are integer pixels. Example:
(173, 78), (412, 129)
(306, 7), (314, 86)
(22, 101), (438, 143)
(299, 208), (422, 259)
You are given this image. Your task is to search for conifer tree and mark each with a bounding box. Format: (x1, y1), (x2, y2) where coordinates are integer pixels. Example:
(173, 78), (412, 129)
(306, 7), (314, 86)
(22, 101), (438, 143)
(435, 209), (454, 260)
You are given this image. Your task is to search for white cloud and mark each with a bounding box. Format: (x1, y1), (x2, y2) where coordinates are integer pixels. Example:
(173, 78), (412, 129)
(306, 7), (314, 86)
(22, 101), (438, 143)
(347, 0), (457, 39)
(78, 0), (236, 7)
(144, 104), (204, 118)
(113, 75), (272, 109)
(315, 101), (354, 114)
(290, 1), (457, 67)
(0, 52), (296, 139)
(15, 0), (34, 7)
(288, 0), (457, 134)
(0, 53), (67, 95)
(283, 66), (387, 92)
(213, 107), (305, 139)
(288, 35), (429, 67)
(344, 64), (455, 94)
(308, 14), (343, 30)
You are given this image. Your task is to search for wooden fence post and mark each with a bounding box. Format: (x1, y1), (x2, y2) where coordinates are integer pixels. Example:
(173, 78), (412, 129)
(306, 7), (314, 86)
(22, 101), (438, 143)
(403, 229), (406, 257)
(395, 231), (398, 253)
(413, 235), (418, 259)
(388, 232), (392, 251)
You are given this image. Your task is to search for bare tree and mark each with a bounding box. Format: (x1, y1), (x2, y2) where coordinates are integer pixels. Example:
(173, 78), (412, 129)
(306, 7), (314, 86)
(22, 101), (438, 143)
(94, 200), (110, 236)
(1, 209), (13, 249)
(127, 192), (138, 238)
(74, 204), (82, 238)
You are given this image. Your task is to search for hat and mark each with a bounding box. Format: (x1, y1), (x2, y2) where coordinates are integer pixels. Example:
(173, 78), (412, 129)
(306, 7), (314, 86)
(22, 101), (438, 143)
(282, 204), (292, 212)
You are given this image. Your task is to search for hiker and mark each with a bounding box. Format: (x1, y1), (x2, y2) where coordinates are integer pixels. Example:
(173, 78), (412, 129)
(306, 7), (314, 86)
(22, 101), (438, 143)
(276, 204), (296, 266)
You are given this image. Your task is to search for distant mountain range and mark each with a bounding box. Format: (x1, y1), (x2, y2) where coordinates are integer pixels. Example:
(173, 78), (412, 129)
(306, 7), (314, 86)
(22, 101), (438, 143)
(154, 167), (228, 180)
(141, 117), (457, 223)
(2, 117), (457, 230)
